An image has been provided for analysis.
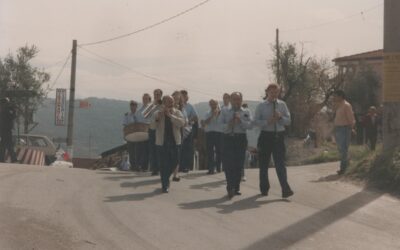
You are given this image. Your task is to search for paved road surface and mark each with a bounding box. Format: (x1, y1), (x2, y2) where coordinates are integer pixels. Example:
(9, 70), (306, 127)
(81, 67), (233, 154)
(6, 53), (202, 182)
(0, 163), (399, 250)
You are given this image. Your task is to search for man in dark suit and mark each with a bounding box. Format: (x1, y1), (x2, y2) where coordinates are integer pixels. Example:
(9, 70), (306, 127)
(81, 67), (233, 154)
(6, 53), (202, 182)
(0, 98), (18, 163)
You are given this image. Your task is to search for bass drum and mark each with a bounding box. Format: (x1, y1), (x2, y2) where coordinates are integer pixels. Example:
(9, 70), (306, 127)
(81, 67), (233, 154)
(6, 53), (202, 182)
(123, 123), (149, 142)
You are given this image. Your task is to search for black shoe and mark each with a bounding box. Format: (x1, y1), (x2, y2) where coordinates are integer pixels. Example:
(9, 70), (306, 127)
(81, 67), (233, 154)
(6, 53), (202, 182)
(235, 191), (242, 196)
(337, 169), (345, 175)
(151, 172), (159, 176)
(207, 171), (214, 175)
(172, 177), (180, 182)
(216, 169), (221, 173)
(282, 190), (294, 198)
(182, 169), (189, 173)
(261, 191), (268, 196)
(227, 188), (235, 199)
(162, 188), (169, 193)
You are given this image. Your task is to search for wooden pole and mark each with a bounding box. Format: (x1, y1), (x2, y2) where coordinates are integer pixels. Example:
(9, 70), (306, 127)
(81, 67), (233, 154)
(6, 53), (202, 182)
(383, 1), (400, 150)
(66, 40), (77, 159)
(276, 28), (281, 85)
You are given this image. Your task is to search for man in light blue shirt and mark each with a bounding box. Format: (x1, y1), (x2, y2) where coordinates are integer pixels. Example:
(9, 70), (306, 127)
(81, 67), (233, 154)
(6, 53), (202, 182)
(220, 92), (252, 199)
(203, 99), (223, 174)
(180, 90), (198, 173)
(134, 93), (152, 171)
(221, 93), (231, 111)
(254, 83), (294, 199)
(123, 100), (138, 170)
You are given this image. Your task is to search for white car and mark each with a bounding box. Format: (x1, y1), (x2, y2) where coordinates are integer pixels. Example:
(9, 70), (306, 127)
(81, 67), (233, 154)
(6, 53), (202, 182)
(13, 134), (57, 165)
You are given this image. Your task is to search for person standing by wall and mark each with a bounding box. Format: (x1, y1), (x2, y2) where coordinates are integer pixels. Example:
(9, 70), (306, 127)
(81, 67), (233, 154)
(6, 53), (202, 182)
(254, 84), (293, 198)
(332, 90), (356, 175)
(363, 106), (379, 151)
(153, 96), (185, 193)
(220, 92), (252, 199)
(0, 98), (18, 163)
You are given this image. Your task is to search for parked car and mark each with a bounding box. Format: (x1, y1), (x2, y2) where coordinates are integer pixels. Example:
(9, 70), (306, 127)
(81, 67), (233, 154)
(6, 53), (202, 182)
(13, 134), (57, 165)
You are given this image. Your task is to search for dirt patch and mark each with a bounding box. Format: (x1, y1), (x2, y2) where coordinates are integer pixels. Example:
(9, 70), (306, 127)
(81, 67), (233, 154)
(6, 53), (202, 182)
(0, 205), (77, 250)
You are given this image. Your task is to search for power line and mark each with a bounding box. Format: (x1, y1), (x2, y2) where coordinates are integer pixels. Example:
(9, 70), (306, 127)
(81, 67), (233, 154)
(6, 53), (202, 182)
(78, 46), (219, 98)
(79, 0), (212, 47)
(48, 52), (71, 91)
(282, 3), (383, 33)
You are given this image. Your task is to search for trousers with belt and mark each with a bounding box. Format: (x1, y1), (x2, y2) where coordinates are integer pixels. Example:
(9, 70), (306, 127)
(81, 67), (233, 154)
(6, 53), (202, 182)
(149, 129), (159, 173)
(222, 133), (247, 192)
(258, 131), (291, 193)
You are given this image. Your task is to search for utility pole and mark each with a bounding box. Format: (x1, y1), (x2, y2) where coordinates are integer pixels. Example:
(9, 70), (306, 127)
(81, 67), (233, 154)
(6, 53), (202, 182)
(276, 28), (281, 85)
(383, 1), (400, 150)
(66, 40), (77, 159)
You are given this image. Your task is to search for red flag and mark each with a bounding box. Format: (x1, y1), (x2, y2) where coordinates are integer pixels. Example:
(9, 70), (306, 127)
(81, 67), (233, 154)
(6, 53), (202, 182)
(79, 100), (91, 109)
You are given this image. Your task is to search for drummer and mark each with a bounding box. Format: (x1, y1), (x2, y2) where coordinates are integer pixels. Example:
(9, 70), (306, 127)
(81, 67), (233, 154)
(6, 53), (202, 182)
(123, 100), (138, 171)
(135, 93), (152, 171)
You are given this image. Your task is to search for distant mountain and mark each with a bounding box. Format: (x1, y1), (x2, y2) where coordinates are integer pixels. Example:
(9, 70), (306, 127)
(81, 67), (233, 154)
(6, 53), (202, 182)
(32, 98), (261, 158)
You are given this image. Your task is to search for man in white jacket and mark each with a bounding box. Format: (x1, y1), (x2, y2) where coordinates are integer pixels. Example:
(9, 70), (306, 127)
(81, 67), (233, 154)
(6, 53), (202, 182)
(153, 96), (186, 193)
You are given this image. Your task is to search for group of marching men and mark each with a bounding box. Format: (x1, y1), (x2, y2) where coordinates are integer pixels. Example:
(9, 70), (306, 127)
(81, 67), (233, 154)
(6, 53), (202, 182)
(123, 83), (294, 199)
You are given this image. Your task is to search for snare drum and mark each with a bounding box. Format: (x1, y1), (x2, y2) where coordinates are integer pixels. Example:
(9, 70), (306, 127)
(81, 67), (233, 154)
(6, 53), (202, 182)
(123, 123), (149, 142)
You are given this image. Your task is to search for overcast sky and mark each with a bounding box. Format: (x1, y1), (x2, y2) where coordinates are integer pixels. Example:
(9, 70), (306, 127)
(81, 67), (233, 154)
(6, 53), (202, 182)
(1, 0), (383, 103)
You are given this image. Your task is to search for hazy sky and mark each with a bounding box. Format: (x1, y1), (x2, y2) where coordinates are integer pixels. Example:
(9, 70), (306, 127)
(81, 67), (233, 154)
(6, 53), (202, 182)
(1, 0), (383, 103)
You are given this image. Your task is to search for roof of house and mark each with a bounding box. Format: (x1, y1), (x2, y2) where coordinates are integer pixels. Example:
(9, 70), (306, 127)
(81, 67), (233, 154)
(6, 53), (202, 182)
(333, 49), (383, 63)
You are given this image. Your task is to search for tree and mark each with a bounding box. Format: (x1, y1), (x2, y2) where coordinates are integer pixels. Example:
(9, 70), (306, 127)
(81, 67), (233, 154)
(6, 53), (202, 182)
(270, 42), (343, 136)
(0, 45), (50, 133)
(344, 64), (380, 114)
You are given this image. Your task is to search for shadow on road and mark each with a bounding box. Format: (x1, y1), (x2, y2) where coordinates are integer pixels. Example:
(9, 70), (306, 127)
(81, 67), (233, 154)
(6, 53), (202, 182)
(311, 174), (342, 183)
(120, 179), (160, 188)
(179, 195), (289, 214)
(181, 172), (209, 180)
(190, 180), (226, 191)
(244, 190), (383, 250)
(104, 189), (161, 202)
(216, 196), (290, 214)
(101, 173), (157, 181)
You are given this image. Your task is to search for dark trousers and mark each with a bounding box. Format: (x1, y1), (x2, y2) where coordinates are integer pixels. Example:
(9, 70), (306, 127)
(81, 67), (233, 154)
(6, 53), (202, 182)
(0, 131), (17, 163)
(366, 132), (377, 151)
(222, 134), (247, 192)
(157, 144), (180, 190)
(206, 132), (222, 173)
(258, 131), (291, 193)
(127, 142), (136, 170)
(180, 132), (194, 171)
(135, 140), (149, 170)
(149, 129), (159, 173)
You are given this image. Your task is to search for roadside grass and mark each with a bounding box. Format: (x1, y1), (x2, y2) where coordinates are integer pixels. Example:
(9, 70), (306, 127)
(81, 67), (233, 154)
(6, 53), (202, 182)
(346, 146), (400, 192)
(300, 141), (400, 194)
(301, 143), (369, 165)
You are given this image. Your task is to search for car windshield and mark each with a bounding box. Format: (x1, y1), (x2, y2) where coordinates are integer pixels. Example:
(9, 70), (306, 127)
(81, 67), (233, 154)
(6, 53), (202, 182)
(28, 137), (48, 147)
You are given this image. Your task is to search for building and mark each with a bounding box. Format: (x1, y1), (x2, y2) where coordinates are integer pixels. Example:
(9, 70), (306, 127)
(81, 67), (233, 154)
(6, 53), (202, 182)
(333, 49), (383, 106)
(333, 49), (383, 78)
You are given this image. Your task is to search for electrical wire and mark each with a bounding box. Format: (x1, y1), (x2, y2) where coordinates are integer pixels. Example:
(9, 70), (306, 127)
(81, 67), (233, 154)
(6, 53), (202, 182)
(78, 46), (220, 98)
(48, 52), (71, 91)
(282, 3), (383, 32)
(79, 0), (212, 47)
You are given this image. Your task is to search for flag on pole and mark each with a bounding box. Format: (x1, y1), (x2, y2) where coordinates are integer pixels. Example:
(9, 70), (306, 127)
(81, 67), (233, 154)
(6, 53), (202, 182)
(79, 100), (91, 109)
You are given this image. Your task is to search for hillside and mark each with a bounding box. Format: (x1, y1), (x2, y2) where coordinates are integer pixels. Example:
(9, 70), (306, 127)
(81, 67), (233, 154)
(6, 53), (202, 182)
(32, 98), (261, 157)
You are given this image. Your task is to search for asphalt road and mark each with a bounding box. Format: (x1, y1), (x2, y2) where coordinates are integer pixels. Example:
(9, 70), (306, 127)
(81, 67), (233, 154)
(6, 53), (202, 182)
(0, 163), (399, 250)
